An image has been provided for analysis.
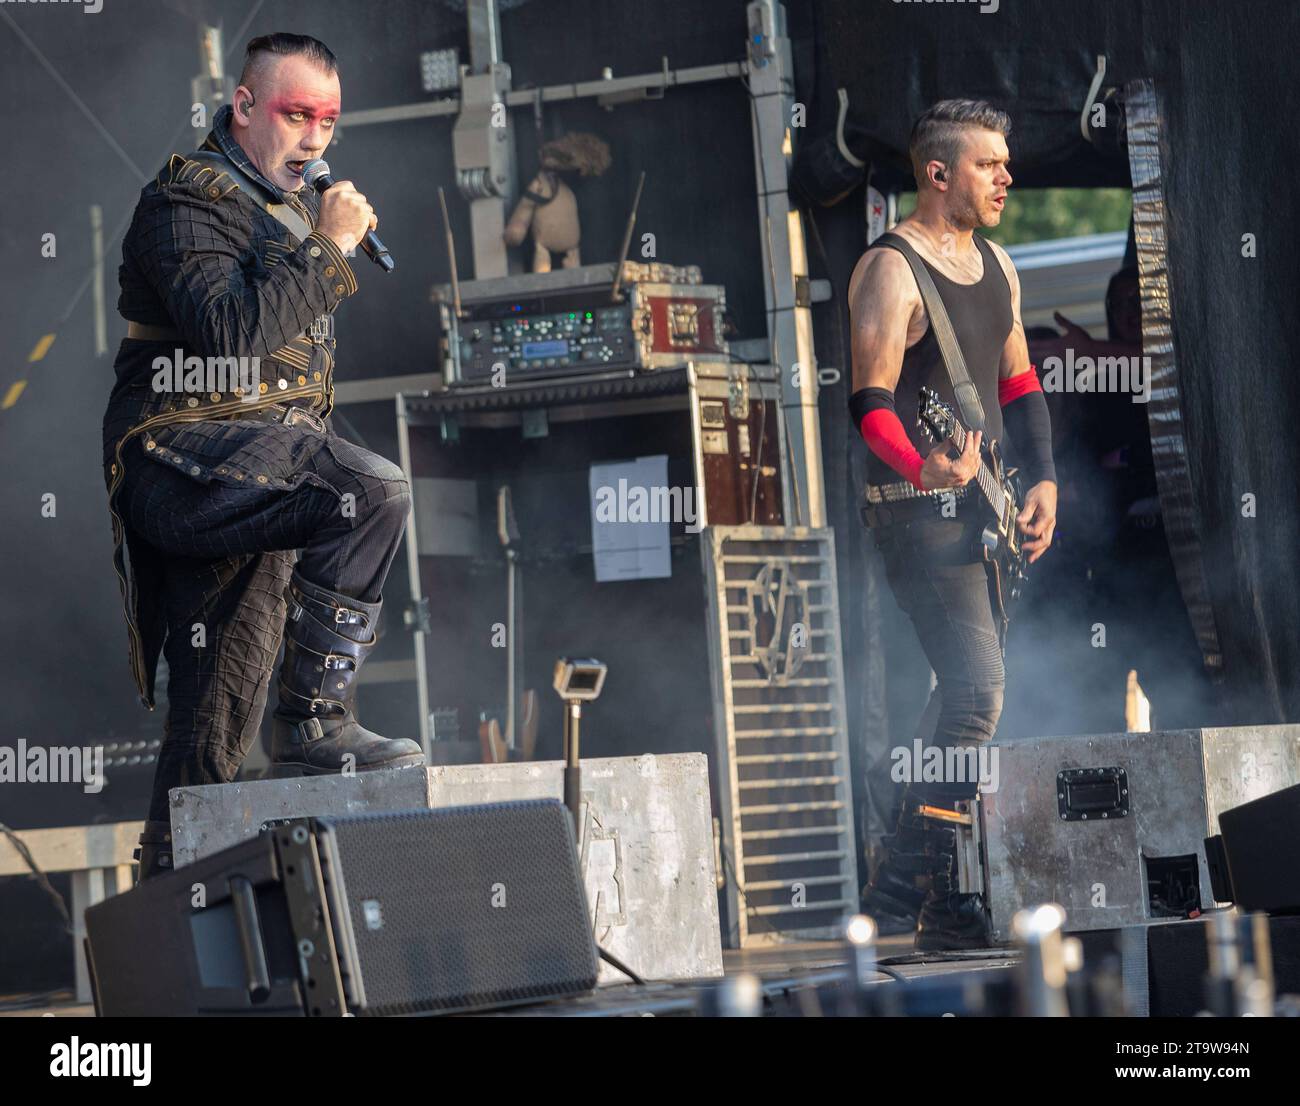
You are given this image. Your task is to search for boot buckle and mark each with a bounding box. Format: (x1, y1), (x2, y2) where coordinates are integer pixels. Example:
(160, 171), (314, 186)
(298, 716), (326, 742)
(323, 653), (355, 671)
(334, 606), (365, 626)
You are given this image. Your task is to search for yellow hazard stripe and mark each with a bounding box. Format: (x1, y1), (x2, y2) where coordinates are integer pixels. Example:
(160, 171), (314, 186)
(2, 381), (27, 409)
(28, 333), (56, 362)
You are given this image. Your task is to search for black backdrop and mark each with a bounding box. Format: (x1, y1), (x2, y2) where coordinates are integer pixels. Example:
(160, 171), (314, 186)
(799, 0), (1300, 739)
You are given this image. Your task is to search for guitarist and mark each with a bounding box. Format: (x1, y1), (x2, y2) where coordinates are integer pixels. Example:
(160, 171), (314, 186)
(847, 100), (1057, 949)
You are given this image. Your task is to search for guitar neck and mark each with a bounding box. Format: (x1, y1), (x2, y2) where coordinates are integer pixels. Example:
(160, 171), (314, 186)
(948, 421), (1006, 512)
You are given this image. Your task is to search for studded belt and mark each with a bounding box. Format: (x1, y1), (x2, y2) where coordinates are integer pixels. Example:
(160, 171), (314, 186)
(861, 481), (972, 529)
(865, 480), (972, 506)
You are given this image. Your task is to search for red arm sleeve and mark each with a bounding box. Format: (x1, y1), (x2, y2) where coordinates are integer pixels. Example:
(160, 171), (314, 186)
(999, 364), (1043, 406)
(859, 409), (926, 490)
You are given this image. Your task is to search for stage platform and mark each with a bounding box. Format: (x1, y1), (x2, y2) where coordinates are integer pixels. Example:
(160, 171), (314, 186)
(10, 917), (1296, 1017)
(0, 937), (1021, 1018)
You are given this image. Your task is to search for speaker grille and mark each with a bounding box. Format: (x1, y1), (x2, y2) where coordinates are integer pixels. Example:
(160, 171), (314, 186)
(315, 800), (598, 1015)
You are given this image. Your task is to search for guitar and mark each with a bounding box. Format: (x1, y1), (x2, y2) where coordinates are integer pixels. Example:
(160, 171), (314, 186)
(915, 386), (1029, 639)
(477, 486), (539, 763)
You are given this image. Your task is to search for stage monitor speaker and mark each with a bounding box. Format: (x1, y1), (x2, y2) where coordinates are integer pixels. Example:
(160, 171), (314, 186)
(1207, 782), (1300, 913)
(85, 799), (598, 1016)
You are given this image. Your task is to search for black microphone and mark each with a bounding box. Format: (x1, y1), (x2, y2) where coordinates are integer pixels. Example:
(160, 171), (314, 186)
(301, 159), (394, 273)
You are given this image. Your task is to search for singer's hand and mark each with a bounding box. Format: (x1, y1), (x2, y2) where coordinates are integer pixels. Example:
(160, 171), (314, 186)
(316, 181), (375, 256)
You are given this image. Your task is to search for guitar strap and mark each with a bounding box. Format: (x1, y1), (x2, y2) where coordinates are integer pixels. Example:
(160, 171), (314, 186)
(874, 231), (988, 434)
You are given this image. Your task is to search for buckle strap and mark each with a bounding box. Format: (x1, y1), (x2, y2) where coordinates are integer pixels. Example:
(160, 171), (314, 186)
(306, 314), (334, 343)
(283, 406), (325, 432)
(278, 681), (349, 718)
(293, 717), (328, 743)
(137, 823), (173, 845)
(126, 320), (182, 341)
(286, 594), (371, 632)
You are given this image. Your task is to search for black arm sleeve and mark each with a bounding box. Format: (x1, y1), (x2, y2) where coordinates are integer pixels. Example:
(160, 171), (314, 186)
(848, 386), (897, 426)
(1001, 388), (1057, 486)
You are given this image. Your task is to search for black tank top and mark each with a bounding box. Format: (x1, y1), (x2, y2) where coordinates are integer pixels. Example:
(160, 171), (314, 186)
(865, 231), (1013, 486)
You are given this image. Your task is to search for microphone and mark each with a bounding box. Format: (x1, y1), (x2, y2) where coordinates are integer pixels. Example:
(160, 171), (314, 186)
(301, 159), (394, 273)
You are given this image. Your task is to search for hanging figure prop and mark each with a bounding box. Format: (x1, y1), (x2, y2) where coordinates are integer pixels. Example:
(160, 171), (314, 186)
(504, 132), (611, 272)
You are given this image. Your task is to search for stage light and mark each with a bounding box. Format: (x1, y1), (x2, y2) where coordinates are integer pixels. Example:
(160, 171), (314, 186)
(420, 48), (460, 94)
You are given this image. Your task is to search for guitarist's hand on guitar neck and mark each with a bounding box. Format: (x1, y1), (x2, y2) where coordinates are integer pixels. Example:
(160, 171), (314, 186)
(919, 429), (983, 491)
(1016, 479), (1058, 564)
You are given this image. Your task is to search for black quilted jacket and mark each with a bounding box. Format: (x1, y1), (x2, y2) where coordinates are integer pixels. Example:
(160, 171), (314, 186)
(102, 105), (359, 708)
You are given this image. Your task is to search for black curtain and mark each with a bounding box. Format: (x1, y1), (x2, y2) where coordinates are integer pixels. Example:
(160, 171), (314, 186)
(803, 0), (1300, 728)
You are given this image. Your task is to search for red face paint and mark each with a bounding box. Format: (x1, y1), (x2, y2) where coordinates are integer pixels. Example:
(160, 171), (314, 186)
(266, 92), (341, 123)
(242, 78), (342, 190)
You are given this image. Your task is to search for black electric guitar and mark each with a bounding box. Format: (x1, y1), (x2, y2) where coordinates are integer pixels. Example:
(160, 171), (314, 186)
(916, 386), (1029, 639)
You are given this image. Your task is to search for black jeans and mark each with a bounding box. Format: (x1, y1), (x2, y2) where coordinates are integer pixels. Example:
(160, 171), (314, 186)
(117, 413), (411, 820)
(871, 510), (1005, 802)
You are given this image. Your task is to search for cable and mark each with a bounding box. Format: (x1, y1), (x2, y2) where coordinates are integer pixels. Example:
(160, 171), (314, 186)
(0, 823), (74, 937)
(747, 360), (769, 523)
(597, 945), (646, 986)
(716, 834), (783, 939)
(15, 0), (268, 334)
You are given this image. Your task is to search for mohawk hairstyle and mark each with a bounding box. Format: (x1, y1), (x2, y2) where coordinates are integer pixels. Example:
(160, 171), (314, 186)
(238, 33), (338, 89)
(909, 99), (1011, 186)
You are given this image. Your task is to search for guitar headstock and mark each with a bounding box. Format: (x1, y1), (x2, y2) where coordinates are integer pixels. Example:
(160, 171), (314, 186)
(917, 386), (957, 444)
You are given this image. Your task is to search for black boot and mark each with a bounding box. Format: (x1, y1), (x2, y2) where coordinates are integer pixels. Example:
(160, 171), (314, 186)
(913, 796), (994, 952)
(133, 820), (174, 881)
(860, 788), (933, 934)
(270, 571), (425, 777)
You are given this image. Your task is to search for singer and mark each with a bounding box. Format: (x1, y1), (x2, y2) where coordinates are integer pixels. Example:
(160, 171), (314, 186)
(101, 32), (424, 879)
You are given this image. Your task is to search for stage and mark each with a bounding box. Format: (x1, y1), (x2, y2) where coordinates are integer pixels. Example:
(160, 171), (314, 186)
(3, 938), (1021, 1018)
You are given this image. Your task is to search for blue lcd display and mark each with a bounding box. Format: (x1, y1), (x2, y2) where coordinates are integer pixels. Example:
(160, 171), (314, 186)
(521, 339), (569, 359)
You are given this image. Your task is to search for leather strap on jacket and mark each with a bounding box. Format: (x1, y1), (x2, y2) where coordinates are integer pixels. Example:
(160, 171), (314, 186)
(184, 150), (314, 244)
(127, 321), (181, 341)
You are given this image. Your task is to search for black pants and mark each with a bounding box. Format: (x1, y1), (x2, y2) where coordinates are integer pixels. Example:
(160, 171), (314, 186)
(871, 510), (1006, 802)
(117, 413), (411, 820)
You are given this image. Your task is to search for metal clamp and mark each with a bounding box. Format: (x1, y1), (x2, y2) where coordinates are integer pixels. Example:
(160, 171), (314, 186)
(306, 314), (335, 343)
(284, 407), (325, 432)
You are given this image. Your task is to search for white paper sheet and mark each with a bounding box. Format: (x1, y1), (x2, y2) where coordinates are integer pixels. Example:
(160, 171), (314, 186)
(588, 455), (672, 582)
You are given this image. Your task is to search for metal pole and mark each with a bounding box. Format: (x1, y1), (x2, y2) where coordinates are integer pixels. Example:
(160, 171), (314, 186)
(744, 0), (825, 527)
(455, 0), (517, 279)
(1012, 904), (1071, 1017)
(395, 395), (432, 756)
(563, 700), (582, 834)
(91, 205), (106, 357)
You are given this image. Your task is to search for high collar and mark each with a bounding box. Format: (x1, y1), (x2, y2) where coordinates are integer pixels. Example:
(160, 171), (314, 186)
(200, 104), (299, 204)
